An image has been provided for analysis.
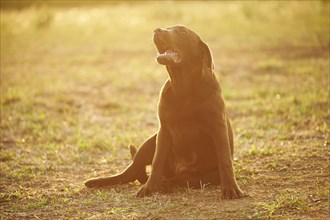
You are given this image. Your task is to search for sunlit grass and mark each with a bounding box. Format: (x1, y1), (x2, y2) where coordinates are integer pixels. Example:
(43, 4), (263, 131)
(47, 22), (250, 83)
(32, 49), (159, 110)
(1, 1), (329, 219)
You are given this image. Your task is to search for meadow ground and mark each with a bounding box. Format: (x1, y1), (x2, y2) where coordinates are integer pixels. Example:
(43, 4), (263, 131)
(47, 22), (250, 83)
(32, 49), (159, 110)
(0, 1), (329, 219)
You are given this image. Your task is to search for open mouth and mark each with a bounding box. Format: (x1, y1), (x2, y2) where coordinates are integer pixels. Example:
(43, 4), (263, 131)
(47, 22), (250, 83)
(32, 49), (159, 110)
(154, 36), (181, 64)
(157, 49), (181, 63)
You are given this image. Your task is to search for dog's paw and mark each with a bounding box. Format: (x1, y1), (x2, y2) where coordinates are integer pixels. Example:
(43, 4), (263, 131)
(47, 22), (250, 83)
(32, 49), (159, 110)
(221, 187), (246, 199)
(84, 178), (104, 188)
(136, 185), (153, 197)
(136, 181), (170, 197)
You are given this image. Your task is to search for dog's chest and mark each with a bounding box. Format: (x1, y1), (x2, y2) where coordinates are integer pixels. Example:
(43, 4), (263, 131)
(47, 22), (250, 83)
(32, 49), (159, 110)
(159, 96), (200, 124)
(162, 98), (205, 142)
(170, 120), (202, 144)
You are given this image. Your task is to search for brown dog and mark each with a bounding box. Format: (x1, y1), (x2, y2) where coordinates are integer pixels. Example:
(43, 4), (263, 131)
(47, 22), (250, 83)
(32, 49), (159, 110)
(85, 25), (245, 199)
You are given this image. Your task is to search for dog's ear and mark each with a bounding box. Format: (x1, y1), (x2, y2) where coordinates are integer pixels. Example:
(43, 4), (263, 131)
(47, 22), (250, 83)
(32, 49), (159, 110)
(200, 41), (214, 70)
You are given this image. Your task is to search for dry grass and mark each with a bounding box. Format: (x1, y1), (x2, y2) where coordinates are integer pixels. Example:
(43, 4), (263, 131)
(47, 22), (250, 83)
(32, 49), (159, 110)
(1, 1), (329, 219)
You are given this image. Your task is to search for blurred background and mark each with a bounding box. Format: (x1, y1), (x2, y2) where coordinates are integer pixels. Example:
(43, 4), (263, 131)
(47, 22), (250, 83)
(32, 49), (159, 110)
(2, 1), (328, 51)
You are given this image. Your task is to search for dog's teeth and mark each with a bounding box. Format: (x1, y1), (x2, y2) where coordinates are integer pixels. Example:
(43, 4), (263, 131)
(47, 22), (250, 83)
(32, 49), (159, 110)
(165, 51), (180, 63)
(156, 50), (181, 64)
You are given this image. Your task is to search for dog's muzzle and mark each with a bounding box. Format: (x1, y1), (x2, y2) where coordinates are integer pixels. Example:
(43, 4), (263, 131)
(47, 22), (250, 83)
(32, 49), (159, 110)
(153, 31), (181, 65)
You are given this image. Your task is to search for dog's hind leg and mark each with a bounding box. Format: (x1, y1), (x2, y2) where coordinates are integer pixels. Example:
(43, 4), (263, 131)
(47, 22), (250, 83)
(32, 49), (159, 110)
(129, 133), (157, 183)
(85, 133), (157, 188)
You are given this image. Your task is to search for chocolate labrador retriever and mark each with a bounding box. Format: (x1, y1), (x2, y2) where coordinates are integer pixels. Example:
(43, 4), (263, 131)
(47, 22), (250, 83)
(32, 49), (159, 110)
(85, 25), (245, 199)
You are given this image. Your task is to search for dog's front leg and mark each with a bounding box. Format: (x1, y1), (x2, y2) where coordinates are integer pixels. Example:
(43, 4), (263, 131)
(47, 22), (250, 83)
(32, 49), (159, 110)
(212, 119), (245, 199)
(136, 126), (172, 197)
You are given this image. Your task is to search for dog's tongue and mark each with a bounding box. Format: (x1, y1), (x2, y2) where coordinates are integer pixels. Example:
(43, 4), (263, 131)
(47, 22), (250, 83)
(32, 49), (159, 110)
(157, 49), (181, 64)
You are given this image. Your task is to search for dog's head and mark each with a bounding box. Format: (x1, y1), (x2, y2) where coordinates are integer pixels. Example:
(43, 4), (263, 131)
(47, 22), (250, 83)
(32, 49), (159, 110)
(153, 25), (214, 72)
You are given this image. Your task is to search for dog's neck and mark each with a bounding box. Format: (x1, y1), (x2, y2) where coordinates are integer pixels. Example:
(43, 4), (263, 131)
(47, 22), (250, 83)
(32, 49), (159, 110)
(166, 64), (212, 99)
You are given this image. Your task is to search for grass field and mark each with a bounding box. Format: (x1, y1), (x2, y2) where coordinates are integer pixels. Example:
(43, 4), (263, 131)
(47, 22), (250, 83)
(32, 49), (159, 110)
(1, 1), (329, 219)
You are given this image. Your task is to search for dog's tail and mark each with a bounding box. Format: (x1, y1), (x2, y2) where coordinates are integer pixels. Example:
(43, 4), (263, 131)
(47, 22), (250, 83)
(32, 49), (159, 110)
(129, 144), (137, 159)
